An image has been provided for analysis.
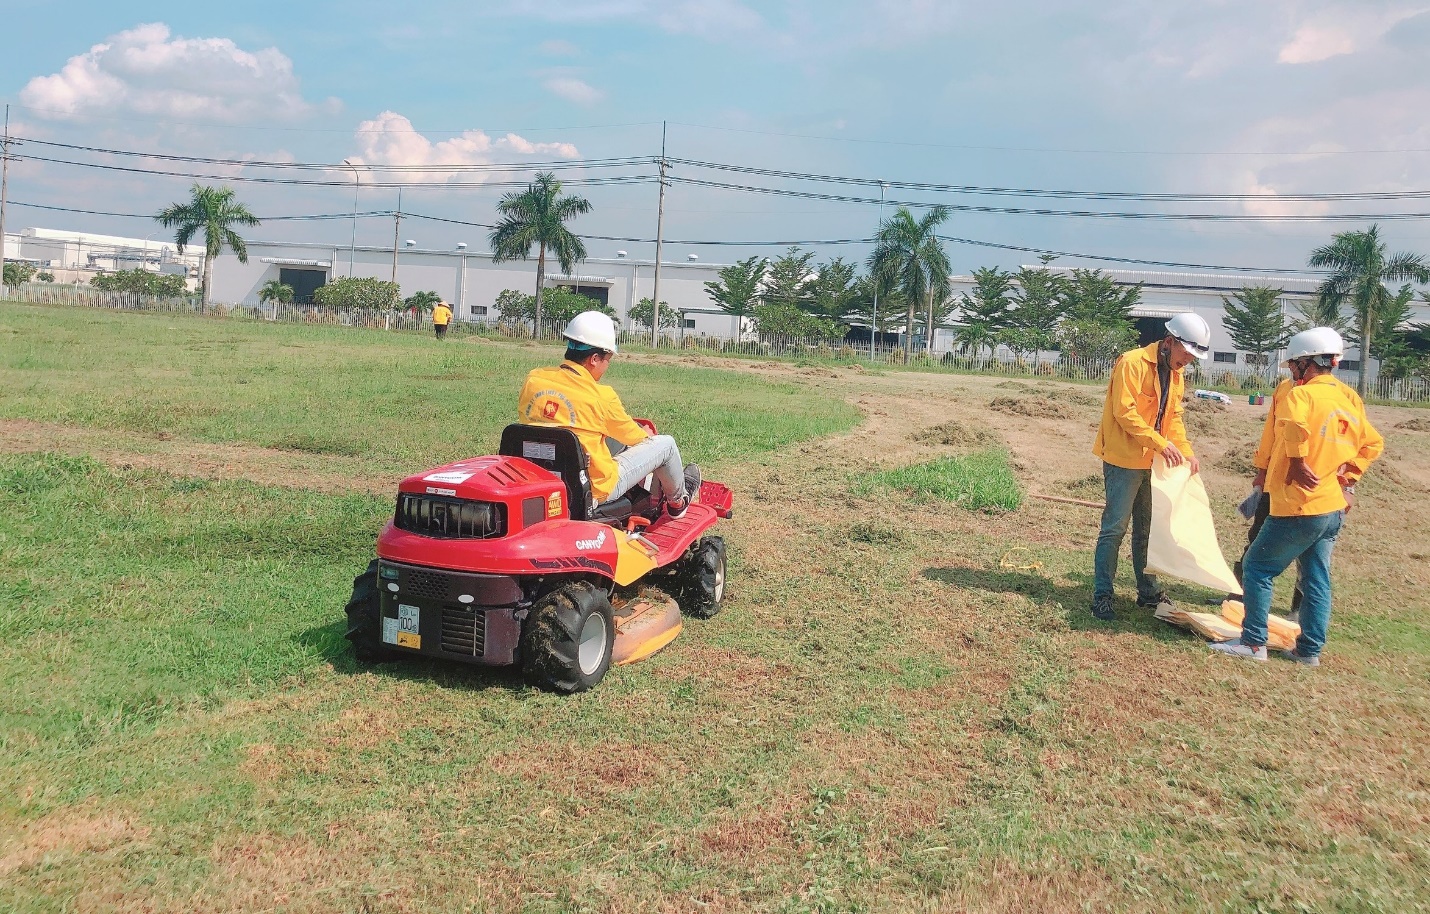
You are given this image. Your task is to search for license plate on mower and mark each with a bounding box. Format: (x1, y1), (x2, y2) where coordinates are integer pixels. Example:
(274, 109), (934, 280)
(383, 603), (422, 649)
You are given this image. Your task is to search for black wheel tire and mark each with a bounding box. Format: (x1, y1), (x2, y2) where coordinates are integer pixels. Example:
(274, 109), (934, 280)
(675, 536), (727, 619)
(344, 558), (395, 663)
(520, 581), (615, 693)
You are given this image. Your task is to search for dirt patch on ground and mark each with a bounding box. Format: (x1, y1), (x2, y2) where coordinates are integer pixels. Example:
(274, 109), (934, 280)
(1396, 416), (1430, 432)
(989, 396), (1078, 419)
(1218, 441), (1259, 475)
(0, 812), (150, 877)
(1184, 397), (1228, 414)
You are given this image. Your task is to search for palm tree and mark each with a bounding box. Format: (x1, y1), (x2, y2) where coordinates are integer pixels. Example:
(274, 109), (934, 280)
(1308, 224), (1430, 397)
(867, 206), (951, 360)
(258, 280), (294, 305)
(489, 172), (592, 337)
(155, 184), (261, 313)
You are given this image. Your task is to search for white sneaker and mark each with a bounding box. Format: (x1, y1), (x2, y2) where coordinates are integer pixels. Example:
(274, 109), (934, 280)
(1208, 641), (1267, 662)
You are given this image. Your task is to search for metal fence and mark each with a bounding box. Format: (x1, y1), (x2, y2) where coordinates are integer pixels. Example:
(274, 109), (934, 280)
(5, 284), (1427, 404)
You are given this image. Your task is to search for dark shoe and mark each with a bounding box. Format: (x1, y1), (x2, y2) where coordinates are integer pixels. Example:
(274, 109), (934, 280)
(683, 463), (702, 502)
(1281, 649), (1320, 667)
(666, 497), (690, 519)
(1091, 593), (1116, 621)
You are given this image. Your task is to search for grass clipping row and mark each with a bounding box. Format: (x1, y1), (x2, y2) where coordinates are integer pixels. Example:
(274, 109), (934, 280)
(860, 448), (1023, 513)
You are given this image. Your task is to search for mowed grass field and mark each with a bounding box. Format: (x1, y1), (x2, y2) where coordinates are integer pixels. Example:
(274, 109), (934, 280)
(1, 302), (1427, 913)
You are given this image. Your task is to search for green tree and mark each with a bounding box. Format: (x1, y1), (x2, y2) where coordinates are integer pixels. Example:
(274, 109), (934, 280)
(154, 183), (260, 313)
(703, 255), (767, 338)
(1009, 256), (1067, 363)
(1062, 269), (1140, 324)
(1058, 317), (1138, 363)
(806, 257), (861, 325)
(488, 172), (592, 337)
(90, 269), (188, 297)
(36, 272), (55, 283)
(1308, 224), (1430, 397)
(491, 287), (613, 328)
(259, 280), (295, 305)
(1292, 294), (1352, 336)
(751, 302), (843, 340)
(312, 277), (399, 310)
(868, 205), (951, 360)
(628, 297), (683, 333)
(763, 246), (816, 311)
(951, 266), (1015, 360)
(3, 262), (36, 285)
(1221, 286), (1292, 367)
(1365, 284), (1417, 364)
(404, 290), (442, 312)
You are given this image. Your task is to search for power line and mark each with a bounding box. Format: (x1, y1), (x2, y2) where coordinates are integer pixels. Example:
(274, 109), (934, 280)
(667, 175), (1430, 222)
(667, 121), (1430, 157)
(14, 198), (1327, 274)
(15, 136), (656, 173)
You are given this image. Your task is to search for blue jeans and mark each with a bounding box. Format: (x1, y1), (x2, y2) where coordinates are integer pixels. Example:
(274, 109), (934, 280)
(1093, 463), (1161, 602)
(606, 434), (686, 505)
(1240, 510), (1343, 656)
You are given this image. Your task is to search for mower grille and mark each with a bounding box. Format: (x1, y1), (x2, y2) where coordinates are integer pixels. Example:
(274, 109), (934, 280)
(440, 606), (487, 656)
(405, 569), (450, 601)
(396, 493), (506, 539)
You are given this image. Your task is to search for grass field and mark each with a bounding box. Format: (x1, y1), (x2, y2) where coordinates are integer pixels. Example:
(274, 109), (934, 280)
(1, 302), (1427, 913)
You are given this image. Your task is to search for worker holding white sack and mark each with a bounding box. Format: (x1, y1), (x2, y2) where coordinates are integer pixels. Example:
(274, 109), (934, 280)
(1210, 328), (1383, 665)
(1089, 313), (1209, 622)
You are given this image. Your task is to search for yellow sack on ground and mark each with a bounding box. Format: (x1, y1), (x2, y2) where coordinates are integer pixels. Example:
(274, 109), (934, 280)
(1177, 611), (1243, 642)
(1219, 599), (1301, 652)
(1146, 458), (1242, 595)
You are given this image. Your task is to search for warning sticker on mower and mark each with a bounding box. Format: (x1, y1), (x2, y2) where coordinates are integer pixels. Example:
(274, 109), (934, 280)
(424, 470), (474, 484)
(383, 604), (421, 649)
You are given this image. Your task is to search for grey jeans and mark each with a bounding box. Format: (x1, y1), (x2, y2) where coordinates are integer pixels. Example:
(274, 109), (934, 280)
(605, 434), (686, 504)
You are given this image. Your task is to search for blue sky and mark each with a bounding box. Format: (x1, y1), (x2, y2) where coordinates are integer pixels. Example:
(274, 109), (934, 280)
(5, 0), (1430, 276)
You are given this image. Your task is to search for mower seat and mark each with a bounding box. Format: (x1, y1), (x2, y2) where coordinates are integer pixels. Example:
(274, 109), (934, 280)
(499, 424), (645, 526)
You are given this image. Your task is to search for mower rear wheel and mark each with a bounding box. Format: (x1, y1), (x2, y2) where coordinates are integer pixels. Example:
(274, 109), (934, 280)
(521, 581), (615, 693)
(675, 536), (726, 619)
(345, 558), (395, 663)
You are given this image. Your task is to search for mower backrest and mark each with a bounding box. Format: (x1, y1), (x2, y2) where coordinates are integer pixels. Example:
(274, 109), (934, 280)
(499, 424), (594, 521)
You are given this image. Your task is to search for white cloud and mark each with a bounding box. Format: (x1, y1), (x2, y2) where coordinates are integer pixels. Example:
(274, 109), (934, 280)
(345, 112), (581, 184)
(19, 23), (336, 122)
(543, 76), (605, 106)
(1278, 5), (1428, 64)
(505, 0), (763, 37)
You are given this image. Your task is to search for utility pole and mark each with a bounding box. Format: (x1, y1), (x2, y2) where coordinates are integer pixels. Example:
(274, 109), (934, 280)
(343, 159), (360, 276)
(0, 105), (11, 289)
(651, 121), (667, 348)
(390, 186), (403, 286)
(870, 181), (886, 361)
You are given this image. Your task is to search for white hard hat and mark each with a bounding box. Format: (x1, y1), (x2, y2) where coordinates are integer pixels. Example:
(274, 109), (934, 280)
(1286, 327), (1344, 361)
(563, 310), (618, 354)
(1165, 313), (1211, 359)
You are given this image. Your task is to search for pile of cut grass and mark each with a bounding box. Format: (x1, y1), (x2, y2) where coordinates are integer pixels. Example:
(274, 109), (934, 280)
(861, 448), (1023, 512)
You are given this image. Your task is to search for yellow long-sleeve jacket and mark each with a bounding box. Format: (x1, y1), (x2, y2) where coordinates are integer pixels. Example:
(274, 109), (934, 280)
(1252, 379), (1295, 471)
(1265, 373), (1384, 517)
(517, 360), (649, 502)
(1093, 342), (1194, 470)
(433, 304), (453, 326)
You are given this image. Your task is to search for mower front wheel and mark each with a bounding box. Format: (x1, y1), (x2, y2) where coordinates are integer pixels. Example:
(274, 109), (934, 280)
(345, 558), (395, 663)
(675, 536), (726, 619)
(521, 581), (615, 693)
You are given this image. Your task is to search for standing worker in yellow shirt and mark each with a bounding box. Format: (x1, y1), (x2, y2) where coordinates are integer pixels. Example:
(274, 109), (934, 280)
(1226, 376), (1304, 616)
(1090, 313), (1210, 621)
(433, 300), (453, 339)
(1210, 328), (1383, 664)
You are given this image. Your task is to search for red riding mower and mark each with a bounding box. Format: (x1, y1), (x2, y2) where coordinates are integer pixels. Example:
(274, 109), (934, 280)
(344, 422), (733, 692)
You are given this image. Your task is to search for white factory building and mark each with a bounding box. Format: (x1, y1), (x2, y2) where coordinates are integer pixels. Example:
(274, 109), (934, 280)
(3, 227), (202, 284)
(208, 240), (739, 338)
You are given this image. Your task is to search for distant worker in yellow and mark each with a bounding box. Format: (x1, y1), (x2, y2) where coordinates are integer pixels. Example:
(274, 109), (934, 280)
(433, 300), (453, 339)
(518, 311), (700, 516)
(1090, 313), (1209, 621)
(1211, 328), (1383, 665)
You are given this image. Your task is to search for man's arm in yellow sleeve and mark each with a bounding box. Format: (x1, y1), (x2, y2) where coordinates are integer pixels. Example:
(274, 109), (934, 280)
(1109, 358), (1170, 453)
(1251, 392), (1280, 469)
(601, 388), (652, 447)
(1277, 390), (1313, 458)
(1342, 411), (1385, 483)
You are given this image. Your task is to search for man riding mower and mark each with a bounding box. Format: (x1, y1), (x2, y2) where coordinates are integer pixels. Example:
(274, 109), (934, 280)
(345, 311), (732, 692)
